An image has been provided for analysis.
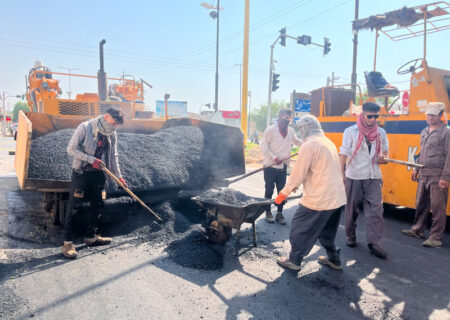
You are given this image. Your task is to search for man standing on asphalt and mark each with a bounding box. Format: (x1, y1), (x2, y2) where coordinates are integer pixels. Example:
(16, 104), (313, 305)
(62, 107), (127, 259)
(261, 109), (302, 225)
(402, 102), (449, 247)
(340, 102), (389, 259)
(274, 115), (346, 271)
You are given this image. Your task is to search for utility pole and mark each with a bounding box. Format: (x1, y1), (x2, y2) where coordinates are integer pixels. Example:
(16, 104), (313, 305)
(329, 72), (340, 86)
(351, 0), (359, 90)
(60, 66), (79, 99)
(240, 0), (250, 144)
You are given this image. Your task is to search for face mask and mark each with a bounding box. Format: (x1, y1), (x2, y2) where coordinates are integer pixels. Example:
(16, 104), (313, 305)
(98, 116), (116, 135)
(278, 119), (290, 128)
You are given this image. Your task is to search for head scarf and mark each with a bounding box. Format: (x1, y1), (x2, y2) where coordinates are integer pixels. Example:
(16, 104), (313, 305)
(347, 113), (381, 167)
(98, 115), (116, 136)
(90, 115), (116, 137)
(297, 115), (324, 140)
(425, 102), (445, 115)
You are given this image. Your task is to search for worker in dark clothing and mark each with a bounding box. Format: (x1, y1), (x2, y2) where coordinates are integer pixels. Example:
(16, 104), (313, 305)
(62, 107), (126, 259)
(402, 102), (450, 247)
(261, 109), (302, 224)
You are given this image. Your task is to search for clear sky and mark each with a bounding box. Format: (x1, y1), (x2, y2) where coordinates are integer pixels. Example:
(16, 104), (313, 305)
(0, 0), (449, 114)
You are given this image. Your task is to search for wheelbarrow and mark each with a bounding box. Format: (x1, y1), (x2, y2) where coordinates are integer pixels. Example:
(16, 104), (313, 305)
(192, 194), (302, 253)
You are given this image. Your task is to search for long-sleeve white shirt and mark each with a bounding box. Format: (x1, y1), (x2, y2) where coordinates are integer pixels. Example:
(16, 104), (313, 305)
(261, 122), (302, 169)
(339, 124), (389, 180)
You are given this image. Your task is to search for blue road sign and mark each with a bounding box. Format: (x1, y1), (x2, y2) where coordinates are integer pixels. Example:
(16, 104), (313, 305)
(294, 99), (311, 112)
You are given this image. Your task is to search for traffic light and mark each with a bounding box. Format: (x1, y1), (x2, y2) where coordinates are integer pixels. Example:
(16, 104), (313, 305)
(323, 37), (331, 55)
(272, 73), (280, 92)
(297, 35), (311, 45)
(280, 28), (286, 47)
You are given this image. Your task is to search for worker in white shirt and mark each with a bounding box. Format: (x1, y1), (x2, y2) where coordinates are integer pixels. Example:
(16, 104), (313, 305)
(261, 109), (302, 224)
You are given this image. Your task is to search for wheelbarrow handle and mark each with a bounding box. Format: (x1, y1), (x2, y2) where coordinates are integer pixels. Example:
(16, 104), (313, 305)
(228, 153), (299, 185)
(256, 193), (303, 206)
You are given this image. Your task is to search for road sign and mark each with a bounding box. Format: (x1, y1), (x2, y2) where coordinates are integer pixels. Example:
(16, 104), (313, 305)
(402, 91), (409, 107)
(294, 99), (311, 112)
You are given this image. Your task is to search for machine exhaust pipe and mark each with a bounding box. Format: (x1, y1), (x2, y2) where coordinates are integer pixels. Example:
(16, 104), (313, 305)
(97, 39), (107, 101)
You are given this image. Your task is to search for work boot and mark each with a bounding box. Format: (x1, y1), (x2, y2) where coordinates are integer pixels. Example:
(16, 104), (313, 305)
(265, 211), (274, 223)
(368, 243), (387, 259)
(402, 229), (425, 239)
(62, 242), (77, 259)
(346, 237), (356, 247)
(275, 213), (286, 225)
(318, 249), (342, 270)
(422, 237), (442, 248)
(276, 256), (301, 271)
(84, 235), (112, 246)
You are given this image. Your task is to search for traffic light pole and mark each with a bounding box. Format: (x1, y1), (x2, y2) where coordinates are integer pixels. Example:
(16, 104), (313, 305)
(267, 35), (281, 128)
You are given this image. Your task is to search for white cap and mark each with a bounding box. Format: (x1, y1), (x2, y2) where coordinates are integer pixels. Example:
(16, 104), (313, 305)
(34, 60), (43, 68)
(425, 102), (445, 116)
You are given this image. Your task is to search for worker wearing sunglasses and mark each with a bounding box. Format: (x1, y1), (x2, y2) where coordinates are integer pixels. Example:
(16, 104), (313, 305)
(339, 102), (389, 259)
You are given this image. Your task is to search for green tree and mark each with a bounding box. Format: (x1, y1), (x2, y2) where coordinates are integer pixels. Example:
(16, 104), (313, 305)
(12, 101), (30, 122)
(249, 100), (289, 133)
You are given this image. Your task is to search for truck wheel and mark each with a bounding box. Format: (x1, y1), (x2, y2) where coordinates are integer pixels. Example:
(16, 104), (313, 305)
(58, 199), (67, 226)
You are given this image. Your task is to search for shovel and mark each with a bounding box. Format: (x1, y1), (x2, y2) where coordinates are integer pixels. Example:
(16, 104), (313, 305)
(384, 158), (423, 168)
(100, 164), (163, 222)
(214, 153), (299, 187)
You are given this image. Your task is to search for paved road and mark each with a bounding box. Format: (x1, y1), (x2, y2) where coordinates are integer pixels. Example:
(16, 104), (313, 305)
(1, 164), (450, 319)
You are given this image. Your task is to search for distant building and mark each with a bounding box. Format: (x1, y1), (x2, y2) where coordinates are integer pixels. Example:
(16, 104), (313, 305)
(209, 110), (241, 127)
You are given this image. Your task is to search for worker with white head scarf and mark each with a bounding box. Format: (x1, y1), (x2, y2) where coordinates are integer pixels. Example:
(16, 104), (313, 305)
(402, 102), (450, 248)
(274, 115), (346, 271)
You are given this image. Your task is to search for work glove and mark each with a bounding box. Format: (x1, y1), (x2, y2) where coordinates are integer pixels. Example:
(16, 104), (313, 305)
(274, 157), (282, 165)
(119, 178), (128, 188)
(92, 158), (105, 170)
(274, 192), (287, 205)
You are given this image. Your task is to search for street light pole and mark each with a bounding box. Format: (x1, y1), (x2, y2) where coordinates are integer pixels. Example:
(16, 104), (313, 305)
(214, 0), (220, 112)
(235, 63), (242, 112)
(247, 90), (251, 136)
(201, 1), (222, 112)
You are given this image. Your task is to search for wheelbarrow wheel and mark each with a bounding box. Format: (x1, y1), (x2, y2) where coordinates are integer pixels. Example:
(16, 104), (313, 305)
(206, 219), (232, 245)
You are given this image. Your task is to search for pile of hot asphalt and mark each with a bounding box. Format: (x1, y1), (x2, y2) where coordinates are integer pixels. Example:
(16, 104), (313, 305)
(28, 126), (204, 194)
(196, 188), (260, 206)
